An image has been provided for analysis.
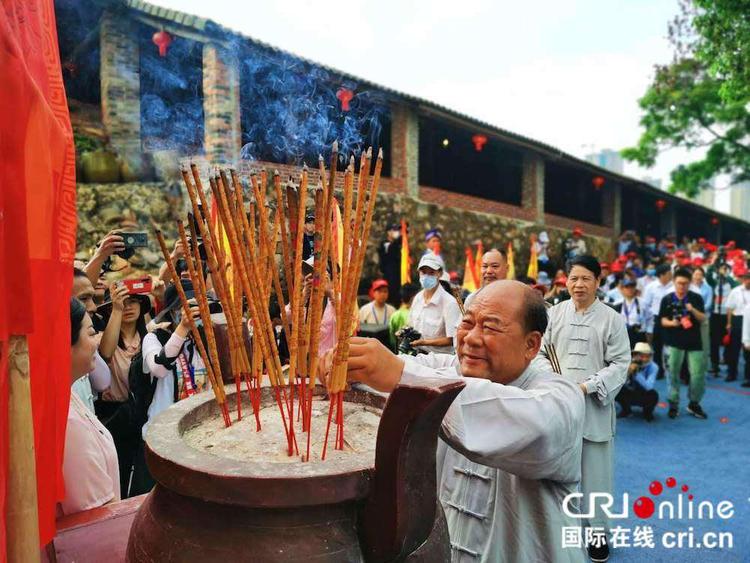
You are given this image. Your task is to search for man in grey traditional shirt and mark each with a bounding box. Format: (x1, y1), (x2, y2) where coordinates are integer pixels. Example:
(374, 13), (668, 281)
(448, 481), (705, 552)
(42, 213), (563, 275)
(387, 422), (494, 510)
(537, 255), (630, 563)
(324, 281), (587, 562)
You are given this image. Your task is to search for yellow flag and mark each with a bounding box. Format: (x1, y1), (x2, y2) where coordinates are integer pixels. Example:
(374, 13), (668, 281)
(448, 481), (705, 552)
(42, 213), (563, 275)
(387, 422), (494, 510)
(527, 242), (538, 280)
(400, 219), (412, 285)
(507, 242), (515, 280)
(462, 247), (478, 292)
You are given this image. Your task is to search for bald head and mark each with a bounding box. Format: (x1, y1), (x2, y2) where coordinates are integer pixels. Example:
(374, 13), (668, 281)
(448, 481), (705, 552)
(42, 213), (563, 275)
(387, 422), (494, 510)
(480, 249), (508, 286)
(457, 280), (547, 384)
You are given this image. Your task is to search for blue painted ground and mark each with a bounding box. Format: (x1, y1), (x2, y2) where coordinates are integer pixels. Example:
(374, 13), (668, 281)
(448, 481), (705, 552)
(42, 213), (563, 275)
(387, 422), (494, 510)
(611, 368), (750, 562)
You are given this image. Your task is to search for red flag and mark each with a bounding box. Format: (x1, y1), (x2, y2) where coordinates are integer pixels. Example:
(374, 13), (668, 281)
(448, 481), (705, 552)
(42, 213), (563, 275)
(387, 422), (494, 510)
(1, 0), (77, 547)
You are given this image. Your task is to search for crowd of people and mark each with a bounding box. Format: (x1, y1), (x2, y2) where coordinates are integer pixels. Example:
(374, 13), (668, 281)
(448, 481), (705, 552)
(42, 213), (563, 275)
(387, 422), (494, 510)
(61, 219), (749, 563)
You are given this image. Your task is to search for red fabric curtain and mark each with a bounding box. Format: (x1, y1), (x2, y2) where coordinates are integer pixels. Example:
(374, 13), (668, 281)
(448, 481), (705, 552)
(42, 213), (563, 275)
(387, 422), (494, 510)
(0, 0), (77, 549)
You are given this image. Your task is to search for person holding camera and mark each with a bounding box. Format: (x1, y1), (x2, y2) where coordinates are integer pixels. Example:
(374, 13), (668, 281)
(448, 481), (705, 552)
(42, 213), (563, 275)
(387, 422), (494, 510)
(83, 231), (126, 287)
(616, 342), (659, 421)
(96, 281), (152, 495)
(615, 279), (647, 347)
(658, 268), (707, 419)
(408, 254), (462, 354)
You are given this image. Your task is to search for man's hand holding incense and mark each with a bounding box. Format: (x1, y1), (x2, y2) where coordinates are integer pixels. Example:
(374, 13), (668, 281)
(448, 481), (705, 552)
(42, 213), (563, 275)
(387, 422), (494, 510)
(316, 337), (404, 393)
(347, 337), (404, 393)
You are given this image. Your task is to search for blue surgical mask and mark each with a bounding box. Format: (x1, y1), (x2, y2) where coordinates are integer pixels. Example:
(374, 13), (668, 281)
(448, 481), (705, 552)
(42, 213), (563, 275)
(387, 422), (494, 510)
(646, 268), (656, 277)
(419, 274), (438, 290)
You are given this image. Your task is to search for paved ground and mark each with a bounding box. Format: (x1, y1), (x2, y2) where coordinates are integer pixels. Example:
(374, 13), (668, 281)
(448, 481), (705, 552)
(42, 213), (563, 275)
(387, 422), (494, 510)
(610, 368), (750, 562)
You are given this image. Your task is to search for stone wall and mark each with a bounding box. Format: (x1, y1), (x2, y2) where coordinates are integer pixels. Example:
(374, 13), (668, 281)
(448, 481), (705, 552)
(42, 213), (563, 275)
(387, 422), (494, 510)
(75, 177), (611, 283)
(362, 191), (612, 283)
(76, 182), (184, 273)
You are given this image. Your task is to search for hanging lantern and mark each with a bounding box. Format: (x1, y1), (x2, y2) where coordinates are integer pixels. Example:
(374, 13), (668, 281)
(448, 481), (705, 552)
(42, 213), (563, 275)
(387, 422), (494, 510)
(655, 199), (666, 212)
(336, 88), (354, 111)
(471, 134), (488, 152)
(592, 176), (605, 190)
(152, 29), (172, 57)
(711, 217), (719, 225)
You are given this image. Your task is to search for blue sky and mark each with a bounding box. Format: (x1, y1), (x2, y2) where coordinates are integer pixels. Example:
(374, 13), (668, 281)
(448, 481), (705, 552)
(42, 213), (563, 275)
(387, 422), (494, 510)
(152, 0), (721, 206)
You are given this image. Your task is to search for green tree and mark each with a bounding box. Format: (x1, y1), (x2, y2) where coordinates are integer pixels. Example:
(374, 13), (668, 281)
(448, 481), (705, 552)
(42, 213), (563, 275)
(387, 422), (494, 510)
(623, 0), (750, 198)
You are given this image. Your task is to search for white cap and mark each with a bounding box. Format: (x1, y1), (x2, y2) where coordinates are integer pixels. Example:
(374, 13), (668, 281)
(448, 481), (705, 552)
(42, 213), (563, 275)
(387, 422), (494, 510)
(418, 252), (444, 272)
(633, 342), (652, 355)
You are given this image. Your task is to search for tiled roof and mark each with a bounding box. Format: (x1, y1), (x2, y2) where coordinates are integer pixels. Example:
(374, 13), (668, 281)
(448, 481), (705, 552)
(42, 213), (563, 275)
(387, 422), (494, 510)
(124, 0), (745, 227)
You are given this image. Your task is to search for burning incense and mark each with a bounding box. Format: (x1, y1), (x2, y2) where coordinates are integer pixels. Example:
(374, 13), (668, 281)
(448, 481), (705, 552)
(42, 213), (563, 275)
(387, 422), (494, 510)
(155, 228), (230, 427)
(176, 221), (226, 405)
(181, 168), (256, 425)
(210, 173), (294, 454)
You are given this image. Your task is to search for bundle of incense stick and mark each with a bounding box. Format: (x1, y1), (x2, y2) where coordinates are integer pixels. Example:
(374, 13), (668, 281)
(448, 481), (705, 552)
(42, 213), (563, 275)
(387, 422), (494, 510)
(321, 147), (384, 460)
(155, 229), (231, 427)
(168, 144), (382, 462)
(545, 343), (562, 375)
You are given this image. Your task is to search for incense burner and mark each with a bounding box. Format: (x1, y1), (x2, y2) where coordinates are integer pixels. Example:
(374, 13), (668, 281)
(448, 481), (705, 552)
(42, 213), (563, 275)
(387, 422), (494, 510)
(126, 379), (463, 562)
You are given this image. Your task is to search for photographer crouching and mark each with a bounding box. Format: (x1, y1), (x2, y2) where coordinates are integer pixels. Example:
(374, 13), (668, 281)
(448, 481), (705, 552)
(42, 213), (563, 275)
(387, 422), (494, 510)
(615, 342), (659, 422)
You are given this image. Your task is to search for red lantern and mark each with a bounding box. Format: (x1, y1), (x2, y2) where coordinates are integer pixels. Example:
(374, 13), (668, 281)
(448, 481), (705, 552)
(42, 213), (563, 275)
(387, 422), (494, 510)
(655, 199), (666, 212)
(152, 30), (172, 57)
(471, 134), (488, 152)
(711, 217), (719, 225)
(336, 88), (354, 111)
(592, 176), (605, 190)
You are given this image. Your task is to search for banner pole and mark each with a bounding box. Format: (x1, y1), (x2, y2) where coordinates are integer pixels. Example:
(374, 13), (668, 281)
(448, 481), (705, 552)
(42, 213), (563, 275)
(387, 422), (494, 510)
(6, 335), (41, 562)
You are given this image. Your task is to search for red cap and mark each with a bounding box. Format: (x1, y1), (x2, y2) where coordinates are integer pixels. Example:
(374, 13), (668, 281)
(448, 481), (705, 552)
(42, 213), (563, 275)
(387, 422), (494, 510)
(667, 242), (675, 248)
(646, 235), (656, 242)
(680, 258), (691, 266)
(692, 257), (704, 266)
(369, 279), (389, 295)
(554, 275), (567, 286)
(573, 227), (583, 235)
(727, 240), (736, 248)
(600, 262), (610, 269)
(611, 262), (624, 273)
(618, 255), (628, 263)
(627, 251), (637, 258)
(698, 237), (706, 244)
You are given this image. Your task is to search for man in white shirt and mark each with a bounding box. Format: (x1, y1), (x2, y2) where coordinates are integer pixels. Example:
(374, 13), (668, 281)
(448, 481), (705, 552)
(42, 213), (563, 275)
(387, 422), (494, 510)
(464, 248), (508, 309)
(725, 272), (750, 383)
(642, 264), (674, 377)
(409, 254), (462, 354)
(326, 281), (586, 563)
(616, 279), (647, 347)
(537, 255), (630, 563)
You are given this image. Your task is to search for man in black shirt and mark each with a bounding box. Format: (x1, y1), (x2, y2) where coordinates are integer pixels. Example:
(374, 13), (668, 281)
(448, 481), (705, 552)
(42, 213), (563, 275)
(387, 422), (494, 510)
(658, 268), (707, 420)
(302, 214), (315, 261)
(377, 223), (402, 307)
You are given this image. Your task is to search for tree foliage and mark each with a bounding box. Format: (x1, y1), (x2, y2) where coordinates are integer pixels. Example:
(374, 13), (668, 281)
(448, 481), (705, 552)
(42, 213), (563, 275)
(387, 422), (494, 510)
(623, 0), (750, 198)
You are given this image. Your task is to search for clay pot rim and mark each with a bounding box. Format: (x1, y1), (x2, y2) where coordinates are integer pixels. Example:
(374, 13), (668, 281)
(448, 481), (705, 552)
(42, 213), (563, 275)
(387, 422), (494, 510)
(145, 384), (387, 507)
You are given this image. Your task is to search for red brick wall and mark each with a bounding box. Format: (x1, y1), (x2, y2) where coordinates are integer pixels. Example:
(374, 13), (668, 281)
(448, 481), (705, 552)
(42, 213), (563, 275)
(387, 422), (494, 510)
(419, 185), (536, 221)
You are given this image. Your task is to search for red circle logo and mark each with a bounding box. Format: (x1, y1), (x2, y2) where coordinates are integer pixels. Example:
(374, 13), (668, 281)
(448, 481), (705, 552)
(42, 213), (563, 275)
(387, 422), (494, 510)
(634, 496), (655, 519)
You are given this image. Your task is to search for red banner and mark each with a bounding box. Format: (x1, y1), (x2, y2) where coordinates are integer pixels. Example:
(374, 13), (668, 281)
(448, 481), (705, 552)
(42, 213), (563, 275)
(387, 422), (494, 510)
(0, 0), (77, 547)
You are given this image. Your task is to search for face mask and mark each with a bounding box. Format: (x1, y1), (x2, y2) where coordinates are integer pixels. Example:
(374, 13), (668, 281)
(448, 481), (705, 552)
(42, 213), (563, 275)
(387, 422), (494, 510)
(419, 274), (438, 290)
(646, 268), (656, 276)
(646, 243), (656, 250)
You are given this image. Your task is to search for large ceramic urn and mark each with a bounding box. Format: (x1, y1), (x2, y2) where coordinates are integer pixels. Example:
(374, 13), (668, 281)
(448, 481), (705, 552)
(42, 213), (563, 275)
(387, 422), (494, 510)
(126, 378), (463, 562)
